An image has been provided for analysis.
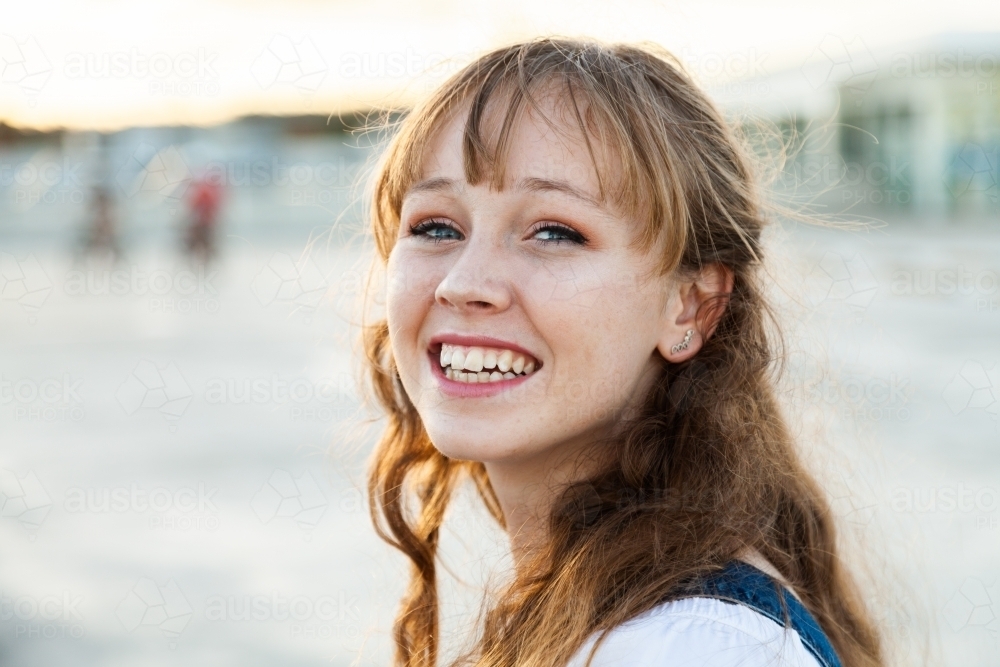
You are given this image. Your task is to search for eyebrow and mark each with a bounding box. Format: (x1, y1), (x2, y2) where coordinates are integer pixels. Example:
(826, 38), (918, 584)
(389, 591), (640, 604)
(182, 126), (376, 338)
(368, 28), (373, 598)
(407, 176), (604, 210)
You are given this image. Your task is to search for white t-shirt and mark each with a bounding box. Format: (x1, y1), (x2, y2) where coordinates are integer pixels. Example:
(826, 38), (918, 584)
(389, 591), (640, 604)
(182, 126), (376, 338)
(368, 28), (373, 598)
(566, 595), (824, 667)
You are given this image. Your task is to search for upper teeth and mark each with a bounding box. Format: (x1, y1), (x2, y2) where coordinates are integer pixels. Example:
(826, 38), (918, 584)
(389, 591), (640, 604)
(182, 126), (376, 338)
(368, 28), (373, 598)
(439, 344), (538, 376)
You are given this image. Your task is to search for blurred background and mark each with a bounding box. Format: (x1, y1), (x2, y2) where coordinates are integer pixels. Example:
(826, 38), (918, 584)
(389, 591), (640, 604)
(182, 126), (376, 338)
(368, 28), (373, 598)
(2, 1), (999, 665)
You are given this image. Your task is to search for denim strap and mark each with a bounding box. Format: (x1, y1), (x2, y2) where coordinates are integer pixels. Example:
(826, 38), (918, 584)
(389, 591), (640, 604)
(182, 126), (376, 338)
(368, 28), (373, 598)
(686, 561), (843, 667)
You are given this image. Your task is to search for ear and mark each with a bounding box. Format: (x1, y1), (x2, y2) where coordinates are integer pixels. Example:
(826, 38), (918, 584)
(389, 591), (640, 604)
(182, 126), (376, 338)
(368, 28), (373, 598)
(656, 263), (734, 363)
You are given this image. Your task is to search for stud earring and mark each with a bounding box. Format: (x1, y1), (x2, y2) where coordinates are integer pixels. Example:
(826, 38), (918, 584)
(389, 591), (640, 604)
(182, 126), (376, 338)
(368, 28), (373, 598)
(671, 329), (694, 355)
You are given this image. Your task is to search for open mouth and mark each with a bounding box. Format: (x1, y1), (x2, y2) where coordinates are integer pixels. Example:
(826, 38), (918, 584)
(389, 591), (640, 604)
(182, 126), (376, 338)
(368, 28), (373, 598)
(429, 342), (542, 384)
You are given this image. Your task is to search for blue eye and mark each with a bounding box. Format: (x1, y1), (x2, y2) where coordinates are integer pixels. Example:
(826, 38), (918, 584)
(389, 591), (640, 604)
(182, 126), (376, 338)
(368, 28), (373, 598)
(408, 219), (460, 243)
(532, 223), (586, 245)
(407, 219), (587, 246)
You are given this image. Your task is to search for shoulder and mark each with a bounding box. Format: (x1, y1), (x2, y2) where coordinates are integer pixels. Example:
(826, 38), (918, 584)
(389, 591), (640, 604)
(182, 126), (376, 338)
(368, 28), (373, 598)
(567, 596), (824, 667)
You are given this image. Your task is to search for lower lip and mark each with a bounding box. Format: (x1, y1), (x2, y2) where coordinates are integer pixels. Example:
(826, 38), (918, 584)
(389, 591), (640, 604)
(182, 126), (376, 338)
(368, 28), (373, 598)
(428, 350), (536, 398)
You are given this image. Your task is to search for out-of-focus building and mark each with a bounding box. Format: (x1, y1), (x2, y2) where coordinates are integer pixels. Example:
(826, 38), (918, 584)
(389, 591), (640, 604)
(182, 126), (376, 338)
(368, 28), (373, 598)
(711, 33), (1000, 220)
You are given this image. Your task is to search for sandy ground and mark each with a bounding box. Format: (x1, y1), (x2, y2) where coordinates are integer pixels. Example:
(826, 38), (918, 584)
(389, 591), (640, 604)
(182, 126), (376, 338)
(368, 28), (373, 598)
(1, 210), (998, 666)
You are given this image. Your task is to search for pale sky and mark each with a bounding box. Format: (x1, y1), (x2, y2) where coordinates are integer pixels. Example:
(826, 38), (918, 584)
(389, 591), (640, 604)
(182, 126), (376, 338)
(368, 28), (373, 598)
(2, 0), (1000, 131)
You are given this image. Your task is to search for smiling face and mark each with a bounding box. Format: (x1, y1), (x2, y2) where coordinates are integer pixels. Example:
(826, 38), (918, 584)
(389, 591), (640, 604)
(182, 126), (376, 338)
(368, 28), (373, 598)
(385, 90), (679, 472)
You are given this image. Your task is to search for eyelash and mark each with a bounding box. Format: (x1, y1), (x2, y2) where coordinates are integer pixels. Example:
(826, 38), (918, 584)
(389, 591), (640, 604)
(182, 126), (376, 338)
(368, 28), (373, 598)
(408, 218), (587, 246)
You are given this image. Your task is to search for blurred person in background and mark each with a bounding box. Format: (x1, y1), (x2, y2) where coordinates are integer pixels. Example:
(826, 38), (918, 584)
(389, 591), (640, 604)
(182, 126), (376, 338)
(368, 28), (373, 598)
(77, 182), (121, 264)
(182, 174), (224, 265)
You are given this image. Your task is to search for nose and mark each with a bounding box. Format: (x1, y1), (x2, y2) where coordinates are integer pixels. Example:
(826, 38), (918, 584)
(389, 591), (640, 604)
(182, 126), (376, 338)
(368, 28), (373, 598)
(434, 236), (512, 313)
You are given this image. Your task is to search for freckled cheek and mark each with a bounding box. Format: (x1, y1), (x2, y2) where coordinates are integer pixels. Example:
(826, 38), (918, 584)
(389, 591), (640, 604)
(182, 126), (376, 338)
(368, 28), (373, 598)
(386, 253), (443, 372)
(520, 272), (623, 376)
(540, 300), (650, 395)
(386, 252), (447, 306)
(520, 258), (608, 306)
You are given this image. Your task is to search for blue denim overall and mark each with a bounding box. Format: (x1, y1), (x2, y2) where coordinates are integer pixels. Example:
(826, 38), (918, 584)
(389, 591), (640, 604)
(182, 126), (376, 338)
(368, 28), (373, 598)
(691, 561), (843, 667)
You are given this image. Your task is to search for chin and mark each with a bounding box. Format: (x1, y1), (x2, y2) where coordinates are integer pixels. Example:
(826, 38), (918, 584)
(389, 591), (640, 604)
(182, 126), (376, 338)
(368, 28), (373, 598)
(428, 437), (496, 463)
(425, 431), (521, 464)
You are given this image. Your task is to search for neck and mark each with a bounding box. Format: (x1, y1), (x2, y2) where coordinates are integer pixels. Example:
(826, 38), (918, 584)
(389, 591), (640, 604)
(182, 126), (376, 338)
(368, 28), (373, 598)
(484, 435), (610, 568)
(486, 357), (662, 567)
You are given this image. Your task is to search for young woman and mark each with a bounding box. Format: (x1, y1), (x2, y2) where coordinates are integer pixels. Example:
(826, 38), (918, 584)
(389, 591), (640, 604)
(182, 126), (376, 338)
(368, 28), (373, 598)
(359, 37), (883, 667)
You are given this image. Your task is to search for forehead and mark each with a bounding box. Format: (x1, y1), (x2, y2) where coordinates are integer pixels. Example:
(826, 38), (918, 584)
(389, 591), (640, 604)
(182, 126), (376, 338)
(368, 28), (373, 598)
(415, 89), (622, 206)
